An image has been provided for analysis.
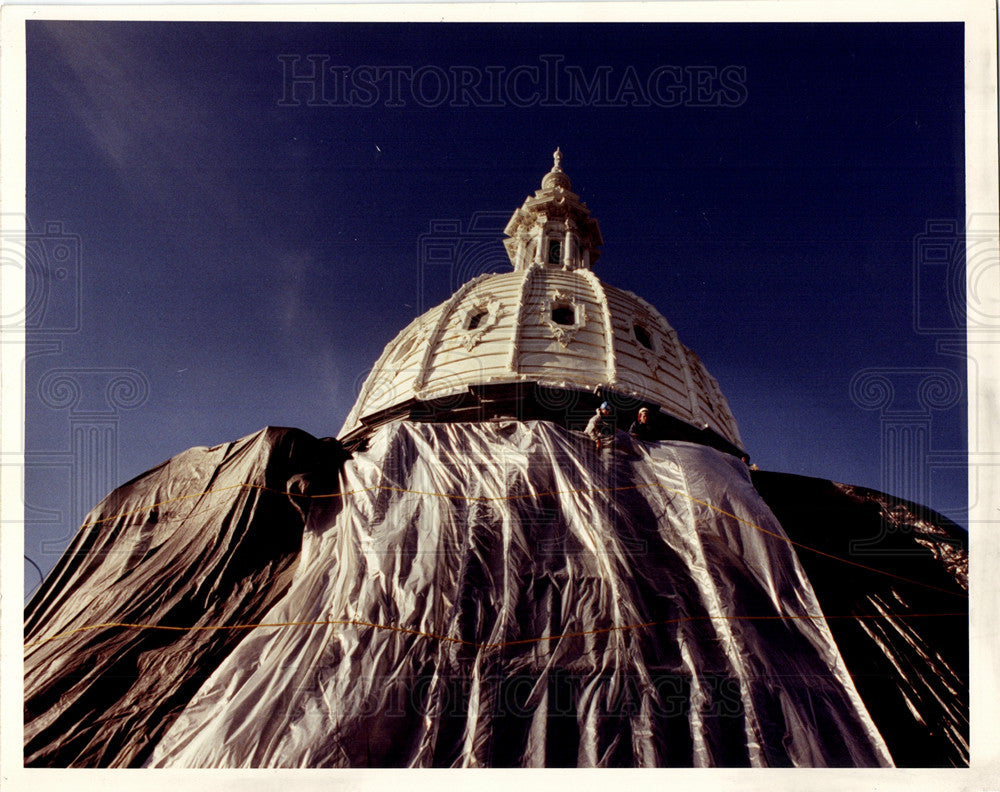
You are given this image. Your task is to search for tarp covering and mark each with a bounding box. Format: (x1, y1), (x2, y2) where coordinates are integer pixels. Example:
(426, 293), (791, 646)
(23, 427), (347, 767)
(751, 471), (969, 767)
(143, 420), (892, 768)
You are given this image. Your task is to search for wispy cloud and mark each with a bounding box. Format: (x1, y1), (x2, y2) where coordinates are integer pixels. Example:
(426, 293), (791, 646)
(35, 22), (340, 350)
(38, 23), (245, 228)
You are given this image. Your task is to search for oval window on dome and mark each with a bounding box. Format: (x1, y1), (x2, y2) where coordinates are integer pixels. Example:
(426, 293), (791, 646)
(467, 310), (488, 330)
(391, 333), (417, 362)
(634, 324), (654, 350)
(551, 303), (575, 326)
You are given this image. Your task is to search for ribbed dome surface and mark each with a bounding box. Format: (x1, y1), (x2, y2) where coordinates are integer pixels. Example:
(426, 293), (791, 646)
(339, 267), (743, 450)
(339, 151), (743, 451)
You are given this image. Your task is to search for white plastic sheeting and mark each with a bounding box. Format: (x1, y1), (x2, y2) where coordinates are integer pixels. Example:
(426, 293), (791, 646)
(147, 420), (892, 767)
(23, 427), (342, 767)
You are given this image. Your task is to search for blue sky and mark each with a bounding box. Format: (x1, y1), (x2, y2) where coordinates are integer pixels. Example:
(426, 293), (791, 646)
(23, 20), (967, 594)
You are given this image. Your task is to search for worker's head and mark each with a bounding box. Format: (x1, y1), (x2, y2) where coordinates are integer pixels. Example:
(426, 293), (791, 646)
(637, 407), (649, 423)
(599, 401), (611, 415)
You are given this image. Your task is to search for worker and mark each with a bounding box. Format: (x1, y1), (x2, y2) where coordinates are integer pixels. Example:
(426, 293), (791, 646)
(628, 407), (655, 442)
(585, 401), (616, 450)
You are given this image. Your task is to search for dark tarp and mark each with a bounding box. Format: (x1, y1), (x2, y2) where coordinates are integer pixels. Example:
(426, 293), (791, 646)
(24, 427), (348, 767)
(751, 471), (968, 766)
(24, 421), (967, 768)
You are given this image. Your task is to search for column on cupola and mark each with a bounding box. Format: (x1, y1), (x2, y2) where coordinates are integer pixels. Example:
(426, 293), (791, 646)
(533, 220), (546, 265)
(562, 218), (575, 268)
(515, 227), (529, 269)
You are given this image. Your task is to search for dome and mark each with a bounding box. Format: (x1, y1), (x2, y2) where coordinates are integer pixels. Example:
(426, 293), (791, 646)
(339, 151), (743, 453)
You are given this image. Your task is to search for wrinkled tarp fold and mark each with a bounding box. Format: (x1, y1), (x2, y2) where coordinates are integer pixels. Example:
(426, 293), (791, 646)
(146, 420), (891, 768)
(25, 421), (967, 768)
(23, 427), (347, 767)
(750, 471), (969, 766)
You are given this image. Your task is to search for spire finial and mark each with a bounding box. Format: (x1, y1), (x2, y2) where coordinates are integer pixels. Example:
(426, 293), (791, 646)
(540, 147), (571, 192)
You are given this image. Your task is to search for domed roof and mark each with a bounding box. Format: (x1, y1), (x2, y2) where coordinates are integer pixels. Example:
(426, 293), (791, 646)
(339, 151), (743, 452)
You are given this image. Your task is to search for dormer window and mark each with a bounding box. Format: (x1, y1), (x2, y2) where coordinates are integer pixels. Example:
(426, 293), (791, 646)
(634, 324), (653, 350)
(467, 310), (488, 330)
(459, 299), (503, 351)
(547, 239), (561, 264)
(542, 291), (586, 348)
(551, 303), (575, 325)
(391, 332), (418, 362)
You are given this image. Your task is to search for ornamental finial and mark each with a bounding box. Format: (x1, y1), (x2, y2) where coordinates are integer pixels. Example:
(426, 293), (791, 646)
(553, 147), (563, 172)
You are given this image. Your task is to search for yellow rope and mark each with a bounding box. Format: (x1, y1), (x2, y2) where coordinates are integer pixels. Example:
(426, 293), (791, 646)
(80, 479), (966, 600)
(24, 611), (966, 650)
(27, 469), (964, 649)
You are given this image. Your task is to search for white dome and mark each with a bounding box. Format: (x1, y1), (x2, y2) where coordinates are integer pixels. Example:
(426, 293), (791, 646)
(340, 151), (743, 453)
